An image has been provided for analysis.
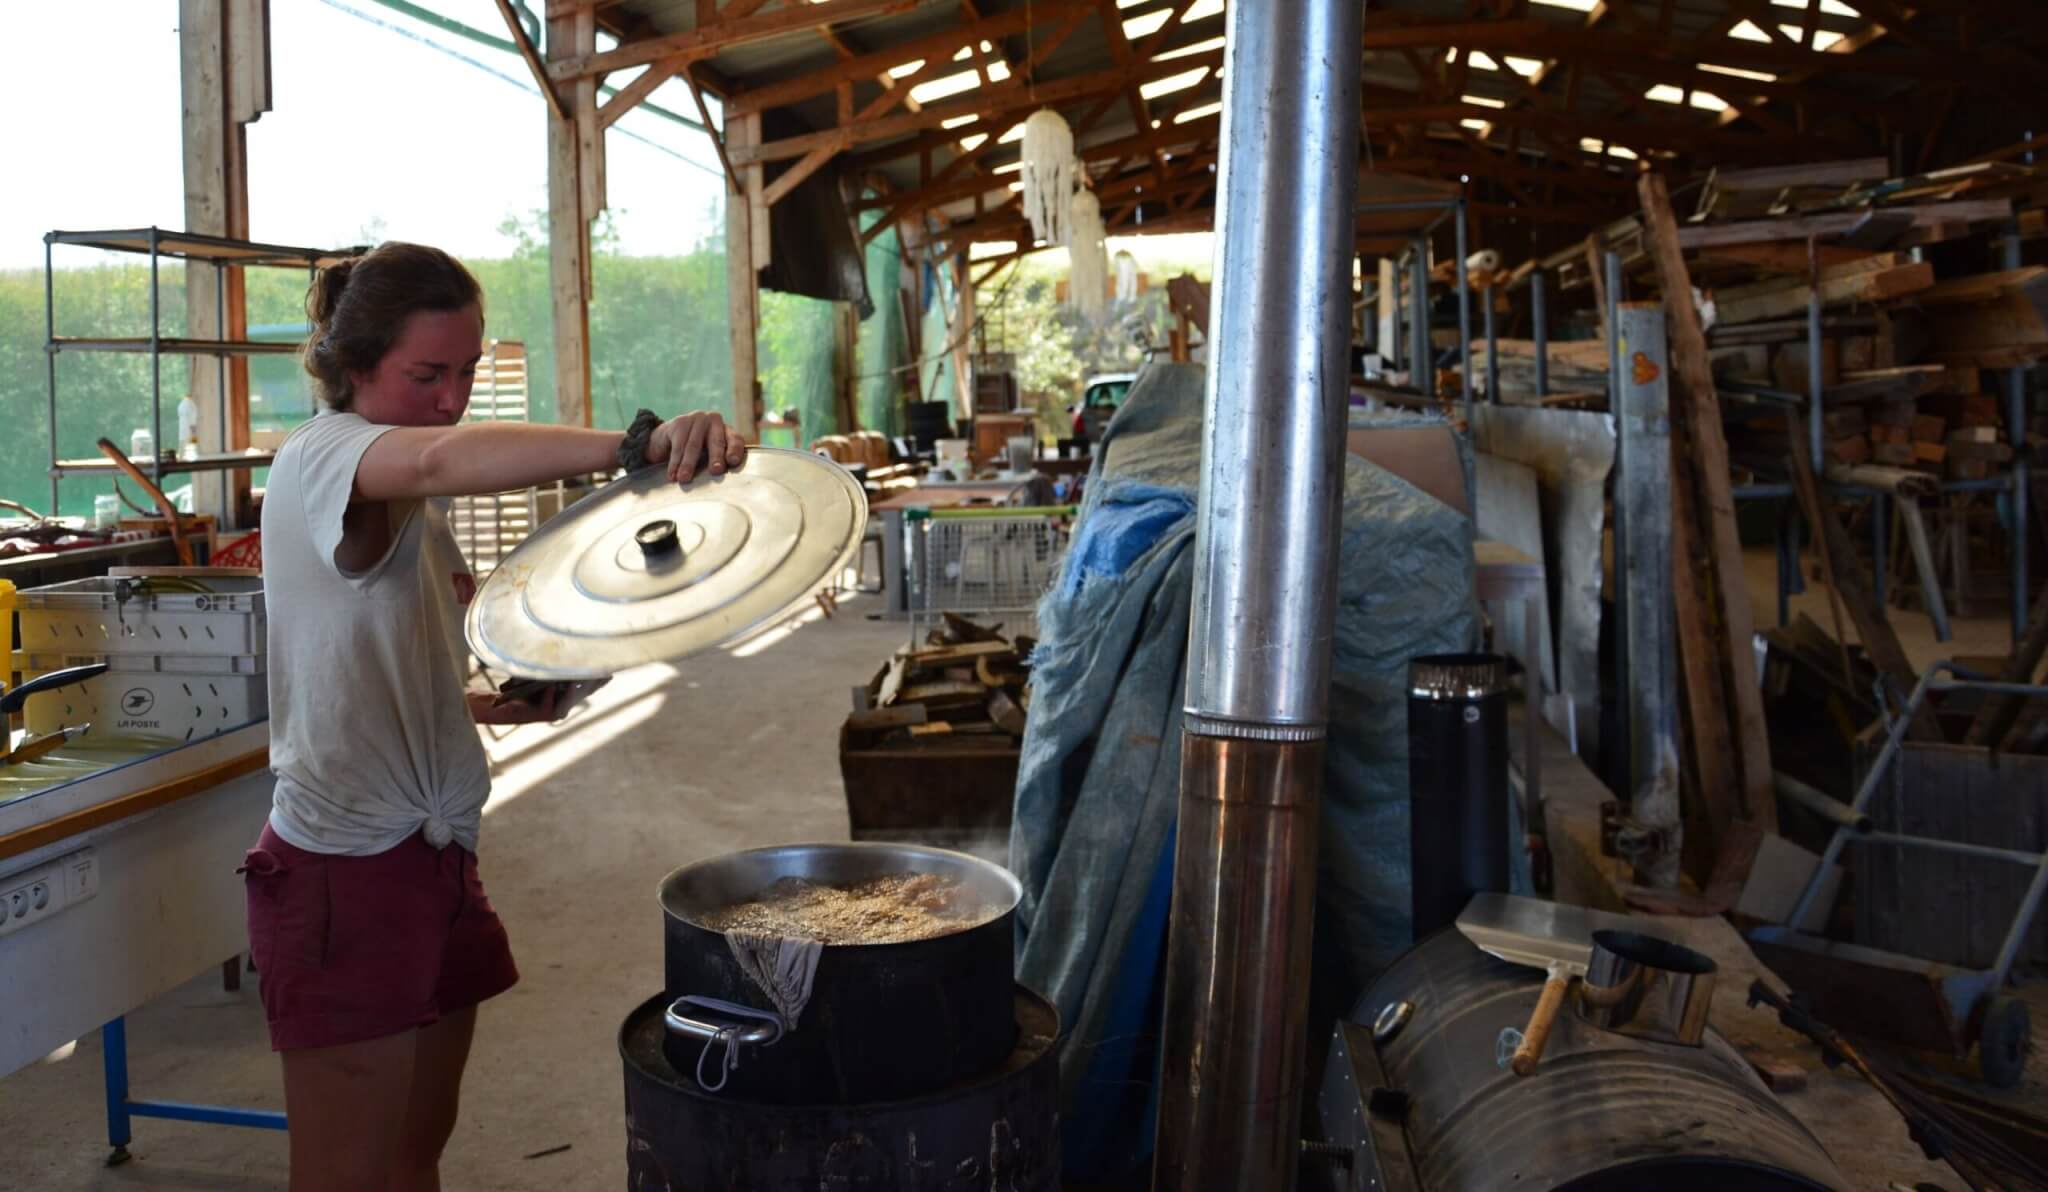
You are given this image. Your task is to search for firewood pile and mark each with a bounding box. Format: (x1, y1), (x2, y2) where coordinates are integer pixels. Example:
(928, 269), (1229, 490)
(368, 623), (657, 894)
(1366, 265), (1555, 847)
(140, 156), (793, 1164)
(850, 614), (1035, 746)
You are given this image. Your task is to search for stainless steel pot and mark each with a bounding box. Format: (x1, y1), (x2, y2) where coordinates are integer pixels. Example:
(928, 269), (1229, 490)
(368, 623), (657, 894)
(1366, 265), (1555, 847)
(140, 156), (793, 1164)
(1574, 928), (1718, 1046)
(659, 842), (1022, 1104)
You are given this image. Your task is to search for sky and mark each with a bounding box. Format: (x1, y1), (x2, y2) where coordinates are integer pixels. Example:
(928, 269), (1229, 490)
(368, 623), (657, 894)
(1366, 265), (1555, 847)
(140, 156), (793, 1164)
(1, 0), (731, 270)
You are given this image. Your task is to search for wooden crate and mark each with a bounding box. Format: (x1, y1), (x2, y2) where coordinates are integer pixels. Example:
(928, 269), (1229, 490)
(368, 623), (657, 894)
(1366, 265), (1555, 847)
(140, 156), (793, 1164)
(838, 719), (1017, 845)
(1852, 737), (2048, 971)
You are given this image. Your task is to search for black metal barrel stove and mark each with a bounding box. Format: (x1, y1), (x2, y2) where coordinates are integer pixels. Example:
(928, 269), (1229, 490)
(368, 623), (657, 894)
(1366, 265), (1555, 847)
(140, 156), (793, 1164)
(619, 842), (1060, 1190)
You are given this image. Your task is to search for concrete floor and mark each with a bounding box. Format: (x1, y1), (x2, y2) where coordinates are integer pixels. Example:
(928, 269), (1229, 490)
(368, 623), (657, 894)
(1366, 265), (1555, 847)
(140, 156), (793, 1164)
(4, 545), (2044, 1191)
(2, 594), (907, 1191)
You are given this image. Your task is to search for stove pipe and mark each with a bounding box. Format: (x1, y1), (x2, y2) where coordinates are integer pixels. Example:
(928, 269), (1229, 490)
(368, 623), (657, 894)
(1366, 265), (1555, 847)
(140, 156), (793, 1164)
(1151, 1), (1363, 1188)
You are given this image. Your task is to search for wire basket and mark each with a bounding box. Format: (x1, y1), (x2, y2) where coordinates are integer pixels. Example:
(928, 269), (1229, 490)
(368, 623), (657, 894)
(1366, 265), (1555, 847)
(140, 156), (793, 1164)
(906, 506), (1076, 643)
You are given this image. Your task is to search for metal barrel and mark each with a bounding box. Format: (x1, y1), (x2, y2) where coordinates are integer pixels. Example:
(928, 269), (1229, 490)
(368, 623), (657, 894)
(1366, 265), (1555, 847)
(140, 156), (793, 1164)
(1331, 929), (1849, 1191)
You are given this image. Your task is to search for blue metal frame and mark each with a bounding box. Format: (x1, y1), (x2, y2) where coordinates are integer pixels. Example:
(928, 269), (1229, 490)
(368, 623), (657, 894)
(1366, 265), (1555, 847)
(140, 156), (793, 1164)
(102, 1015), (286, 1166)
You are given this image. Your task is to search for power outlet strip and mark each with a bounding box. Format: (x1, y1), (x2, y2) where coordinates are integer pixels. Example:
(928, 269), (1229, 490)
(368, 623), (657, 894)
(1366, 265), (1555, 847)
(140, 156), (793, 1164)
(0, 848), (98, 939)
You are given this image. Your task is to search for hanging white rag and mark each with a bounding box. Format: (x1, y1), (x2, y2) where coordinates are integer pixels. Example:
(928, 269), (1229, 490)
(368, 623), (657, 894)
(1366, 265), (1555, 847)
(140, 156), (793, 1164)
(724, 931), (825, 1031)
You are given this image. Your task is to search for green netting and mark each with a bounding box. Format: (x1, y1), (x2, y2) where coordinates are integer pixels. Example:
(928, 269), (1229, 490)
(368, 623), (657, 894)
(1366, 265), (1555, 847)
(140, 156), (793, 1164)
(856, 215), (908, 439)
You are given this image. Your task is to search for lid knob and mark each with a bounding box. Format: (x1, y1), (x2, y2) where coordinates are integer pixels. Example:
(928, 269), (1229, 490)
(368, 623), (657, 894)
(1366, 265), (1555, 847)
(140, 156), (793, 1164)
(635, 519), (682, 560)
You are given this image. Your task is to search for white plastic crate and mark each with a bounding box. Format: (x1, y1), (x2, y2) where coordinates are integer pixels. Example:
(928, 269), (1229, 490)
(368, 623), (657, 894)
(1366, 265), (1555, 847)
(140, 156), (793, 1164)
(14, 577), (265, 661)
(9, 657), (265, 741)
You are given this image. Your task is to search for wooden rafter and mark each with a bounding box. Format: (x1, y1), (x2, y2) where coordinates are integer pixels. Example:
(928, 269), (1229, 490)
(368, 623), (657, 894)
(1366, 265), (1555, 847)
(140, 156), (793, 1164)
(725, 1), (1094, 116)
(547, 0), (916, 80)
(492, 0), (568, 120)
(730, 44), (1225, 165)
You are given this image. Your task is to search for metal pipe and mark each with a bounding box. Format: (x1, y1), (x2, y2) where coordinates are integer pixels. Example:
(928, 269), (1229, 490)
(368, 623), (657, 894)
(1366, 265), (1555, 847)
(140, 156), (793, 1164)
(1605, 253), (1629, 801)
(1455, 200), (1473, 424)
(1774, 771), (1871, 834)
(1412, 236), (1432, 399)
(1531, 268), (1549, 396)
(1483, 282), (1499, 403)
(150, 227), (163, 483)
(1871, 492), (1888, 608)
(1861, 832), (2040, 867)
(2006, 223), (2029, 644)
(1807, 274), (1824, 472)
(1157, 0), (1362, 1183)
(44, 234), (58, 515)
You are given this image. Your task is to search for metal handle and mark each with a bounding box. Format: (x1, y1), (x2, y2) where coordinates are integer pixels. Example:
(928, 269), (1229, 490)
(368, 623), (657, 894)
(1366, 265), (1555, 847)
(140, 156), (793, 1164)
(1, 664), (110, 714)
(662, 998), (782, 1048)
(664, 995), (784, 1094)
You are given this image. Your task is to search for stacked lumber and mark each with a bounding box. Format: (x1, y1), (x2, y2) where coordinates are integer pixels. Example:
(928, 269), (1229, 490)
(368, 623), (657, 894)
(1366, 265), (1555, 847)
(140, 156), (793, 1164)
(1467, 337), (1609, 401)
(854, 614), (1036, 745)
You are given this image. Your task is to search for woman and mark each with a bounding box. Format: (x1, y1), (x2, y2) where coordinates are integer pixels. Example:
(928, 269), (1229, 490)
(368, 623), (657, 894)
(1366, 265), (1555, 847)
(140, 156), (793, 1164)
(244, 241), (744, 1191)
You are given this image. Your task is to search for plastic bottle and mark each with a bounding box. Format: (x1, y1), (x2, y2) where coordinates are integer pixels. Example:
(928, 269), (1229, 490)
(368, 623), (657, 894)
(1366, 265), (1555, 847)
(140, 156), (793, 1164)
(176, 396), (201, 461)
(129, 428), (154, 462)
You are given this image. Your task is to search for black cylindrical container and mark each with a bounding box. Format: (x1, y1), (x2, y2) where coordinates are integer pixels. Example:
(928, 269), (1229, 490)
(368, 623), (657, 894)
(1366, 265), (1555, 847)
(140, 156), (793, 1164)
(1406, 653), (1509, 940)
(622, 986), (1060, 1191)
(660, 843), (1019, 1105)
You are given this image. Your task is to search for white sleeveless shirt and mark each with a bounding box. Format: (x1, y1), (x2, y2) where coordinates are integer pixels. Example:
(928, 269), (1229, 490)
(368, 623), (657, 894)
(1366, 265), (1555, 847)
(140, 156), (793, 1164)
(261, 411), (490, 855)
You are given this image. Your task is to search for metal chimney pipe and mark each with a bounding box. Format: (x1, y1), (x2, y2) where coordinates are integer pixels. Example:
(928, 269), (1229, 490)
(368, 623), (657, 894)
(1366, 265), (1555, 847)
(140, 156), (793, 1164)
(1153, 0), (1363, 1187)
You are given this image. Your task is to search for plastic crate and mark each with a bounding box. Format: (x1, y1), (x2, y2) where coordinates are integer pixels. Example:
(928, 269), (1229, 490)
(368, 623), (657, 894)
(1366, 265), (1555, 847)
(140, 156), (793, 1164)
(14, 577), (265, 660)
(10, 657), (265, 741)
(15, 650), (263, 676)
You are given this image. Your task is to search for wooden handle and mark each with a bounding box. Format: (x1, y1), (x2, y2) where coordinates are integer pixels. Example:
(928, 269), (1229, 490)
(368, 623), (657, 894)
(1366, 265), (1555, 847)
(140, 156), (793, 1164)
(1512, 970), (1570, 1076)
(96, 437), (193, 566)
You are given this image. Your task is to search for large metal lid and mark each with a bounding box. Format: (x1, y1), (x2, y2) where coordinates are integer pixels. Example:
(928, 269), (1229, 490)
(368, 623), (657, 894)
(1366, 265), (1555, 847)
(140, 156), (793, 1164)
(466, 449), (867, 678)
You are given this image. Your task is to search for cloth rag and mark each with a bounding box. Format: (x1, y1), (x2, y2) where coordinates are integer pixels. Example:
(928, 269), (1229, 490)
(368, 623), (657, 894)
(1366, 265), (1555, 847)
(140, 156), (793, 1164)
(724, 931), (825, 1029)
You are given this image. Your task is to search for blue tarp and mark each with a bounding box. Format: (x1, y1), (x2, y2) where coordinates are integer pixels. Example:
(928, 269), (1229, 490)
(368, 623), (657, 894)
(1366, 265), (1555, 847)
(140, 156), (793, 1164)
(1010, 363), (1479, 1181)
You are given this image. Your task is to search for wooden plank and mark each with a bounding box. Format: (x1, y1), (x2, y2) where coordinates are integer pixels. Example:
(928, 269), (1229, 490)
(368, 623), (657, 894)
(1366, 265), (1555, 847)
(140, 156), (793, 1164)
(1639, 173), (1778, 841)
(1674, 200), (2014, 249)
(0, 749), (269, 865)
(1714, 259), (1934, 327)
(761, 135), (849, 208)
(1785, 413), (1943, 742)
(1707, 157), (1889, 195)
(493, 0), (568, 120)
(1695, 242), (1886, 275)
(596, 52), (684, 130)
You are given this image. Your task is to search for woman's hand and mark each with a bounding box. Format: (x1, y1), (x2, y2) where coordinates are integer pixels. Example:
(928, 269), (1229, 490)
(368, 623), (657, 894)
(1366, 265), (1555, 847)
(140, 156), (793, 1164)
(648, 411), (749, 483)
(467, 689), (558, 726)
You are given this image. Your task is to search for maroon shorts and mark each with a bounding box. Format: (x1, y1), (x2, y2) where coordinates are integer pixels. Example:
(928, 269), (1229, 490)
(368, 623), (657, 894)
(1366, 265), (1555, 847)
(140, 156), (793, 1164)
(241, 823), (520, 1052)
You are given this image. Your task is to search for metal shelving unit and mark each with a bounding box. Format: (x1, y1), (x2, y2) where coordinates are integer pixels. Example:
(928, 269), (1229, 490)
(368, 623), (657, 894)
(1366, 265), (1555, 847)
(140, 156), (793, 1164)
(41, 227), (361, 517)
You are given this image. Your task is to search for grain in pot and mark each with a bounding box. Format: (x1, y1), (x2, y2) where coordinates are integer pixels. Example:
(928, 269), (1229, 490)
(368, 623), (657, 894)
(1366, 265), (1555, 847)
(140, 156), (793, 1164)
(698, 873), (998, 945)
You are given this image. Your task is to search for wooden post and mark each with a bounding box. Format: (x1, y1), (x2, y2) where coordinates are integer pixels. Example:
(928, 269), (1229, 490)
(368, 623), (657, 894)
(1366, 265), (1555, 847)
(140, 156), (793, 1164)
(1638, 172), (1779, 875)
(179, 0), (268, 527)
(544, 4), (596, 427)
(1615, 302), (1680, 889)
(725, 111), (763, 442)
(951, 253), (975, 422)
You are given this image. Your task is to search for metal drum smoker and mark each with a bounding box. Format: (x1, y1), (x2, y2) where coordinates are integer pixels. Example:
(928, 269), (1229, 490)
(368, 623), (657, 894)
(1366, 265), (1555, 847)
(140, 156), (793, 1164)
(1314, 895), (1850, 1192)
